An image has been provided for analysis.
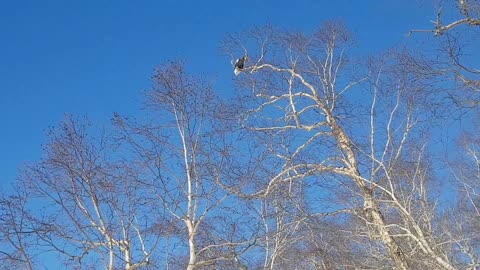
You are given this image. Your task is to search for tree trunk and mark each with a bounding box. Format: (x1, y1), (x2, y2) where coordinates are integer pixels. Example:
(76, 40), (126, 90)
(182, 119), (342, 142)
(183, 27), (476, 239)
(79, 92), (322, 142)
(186, 222), (197, 270)
(328, 111), (410, 269)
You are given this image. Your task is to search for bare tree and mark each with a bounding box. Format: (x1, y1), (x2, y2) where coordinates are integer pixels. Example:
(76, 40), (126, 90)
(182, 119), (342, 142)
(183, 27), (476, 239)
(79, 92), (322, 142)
(16, 116), (159, 270)
(410, 0), (480, 107)
(222, 21), (460, 269)
(409, 0), (480, 36)
(0, 190), (35, 270)
(113, 61), (254, 270)
(445, 120), (480, 269)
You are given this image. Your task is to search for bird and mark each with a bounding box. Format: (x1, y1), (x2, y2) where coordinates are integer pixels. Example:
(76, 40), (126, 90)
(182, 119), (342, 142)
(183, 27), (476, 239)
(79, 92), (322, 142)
(233, 56), (247, 76)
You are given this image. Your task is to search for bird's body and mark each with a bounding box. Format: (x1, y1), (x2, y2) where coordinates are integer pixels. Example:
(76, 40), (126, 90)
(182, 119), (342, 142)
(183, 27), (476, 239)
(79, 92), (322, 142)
(233, 56), (247, 76)
(235, 57), (246, 69)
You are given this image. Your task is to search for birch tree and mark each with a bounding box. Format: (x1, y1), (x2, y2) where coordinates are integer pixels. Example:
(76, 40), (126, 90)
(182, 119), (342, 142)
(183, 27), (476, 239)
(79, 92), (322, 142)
(15, 116), (159, 269)
(410, 0), (480, 107)
(0, 190), (35, 270)
(223, 21), (458, 269)
(113, 61), (254, 270)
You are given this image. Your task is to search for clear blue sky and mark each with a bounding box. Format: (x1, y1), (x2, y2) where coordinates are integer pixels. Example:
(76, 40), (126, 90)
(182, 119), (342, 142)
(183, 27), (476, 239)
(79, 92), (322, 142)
(0, 1), (435, 188)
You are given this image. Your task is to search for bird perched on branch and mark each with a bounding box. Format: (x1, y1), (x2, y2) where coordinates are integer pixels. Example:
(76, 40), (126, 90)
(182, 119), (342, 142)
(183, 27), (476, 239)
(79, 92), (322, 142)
(233, 56), (248, 76)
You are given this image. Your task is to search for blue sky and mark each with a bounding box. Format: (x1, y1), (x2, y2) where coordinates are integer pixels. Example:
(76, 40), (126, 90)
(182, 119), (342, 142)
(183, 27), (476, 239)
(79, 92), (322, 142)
(0, 1), (436, 188)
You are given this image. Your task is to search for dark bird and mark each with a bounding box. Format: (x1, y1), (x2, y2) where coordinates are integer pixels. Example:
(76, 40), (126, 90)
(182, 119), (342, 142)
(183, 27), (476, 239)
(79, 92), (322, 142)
(233, 56), (247, 76)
